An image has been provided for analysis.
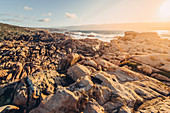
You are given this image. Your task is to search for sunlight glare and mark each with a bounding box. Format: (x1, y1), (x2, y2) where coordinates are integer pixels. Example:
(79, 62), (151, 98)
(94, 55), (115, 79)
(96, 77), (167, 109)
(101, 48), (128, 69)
(159, 0), (170, 20)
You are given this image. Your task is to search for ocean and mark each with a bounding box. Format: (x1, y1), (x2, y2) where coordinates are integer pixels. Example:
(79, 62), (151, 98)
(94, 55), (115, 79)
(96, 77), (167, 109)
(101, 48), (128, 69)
(54, 30), (170, 42)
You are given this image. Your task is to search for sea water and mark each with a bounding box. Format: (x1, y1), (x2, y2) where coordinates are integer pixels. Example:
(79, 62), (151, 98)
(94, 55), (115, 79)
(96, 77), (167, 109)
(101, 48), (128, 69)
(53, 30), (170, 42)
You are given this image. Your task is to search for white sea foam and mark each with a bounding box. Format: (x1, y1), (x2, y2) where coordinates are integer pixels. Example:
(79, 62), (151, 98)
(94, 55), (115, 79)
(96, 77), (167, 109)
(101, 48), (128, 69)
(52, 30), (170, 42)
(65, 30), (124, 42)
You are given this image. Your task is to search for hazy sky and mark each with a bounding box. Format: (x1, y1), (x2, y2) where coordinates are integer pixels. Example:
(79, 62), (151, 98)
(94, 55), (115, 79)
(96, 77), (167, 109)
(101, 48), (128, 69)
(0, 0), (169, 27)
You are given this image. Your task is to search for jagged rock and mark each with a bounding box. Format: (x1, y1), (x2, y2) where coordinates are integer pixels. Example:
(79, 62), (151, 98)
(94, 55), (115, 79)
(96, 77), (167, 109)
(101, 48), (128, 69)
(0, 105), (19, 113)
(67, 64), (91, 81)
(91, 69), (169, 109)
(13, 82), (29, 108)
(107, 65), (117, 72)
(30, 86), (85, 113)
(101, 53), (116, 61)
(66, 47), (72, 54)
(6, 73), (13, 81)
(69, 76), (94, 92)
(12, 62), (23, 81)
(0, 70), (63, 112)
(131, 54), (170, 72)
(2, 62), (24, 82)
(137, 97), (170, 113)
(137, 64), (152, 74)
(84, 60), (98, 69)
(92, 71), (118, 91)
(83, 98), (105, 113)
(117, 31), (137, 41)
(151, 73), (170, 82)
(103, 99), (124, 112)
(87, 35), (95, 37)
(14, 71), (61, 110)
(121, 35), (134, 41)
(59, 53), (81, 70)
(86, 66), (97, 73)
(94, 58), (109, 69)
(19, 51), (26, 58)
(88, 84), (116, 105)
(50, 44), (56, 50)
(118, 105), (131, 113)
(0, 70), (9, 78)
(125, 31), (138, 37)
(0, 24), (170, 113)
(28, 70), (60, 93)
(40, 46), (46, 55)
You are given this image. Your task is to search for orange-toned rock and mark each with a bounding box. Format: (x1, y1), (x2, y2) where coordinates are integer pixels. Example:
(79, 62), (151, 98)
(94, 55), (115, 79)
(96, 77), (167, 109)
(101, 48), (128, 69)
(0, 70), (9, 78)
(67, 64), (91, 81)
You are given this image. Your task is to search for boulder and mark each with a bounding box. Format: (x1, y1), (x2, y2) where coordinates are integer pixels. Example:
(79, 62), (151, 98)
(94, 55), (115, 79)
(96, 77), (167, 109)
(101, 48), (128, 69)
(30, 87), (84, 113)
(94, 58), (109, 68)
(69, 76), (94, 92)
(107, 65), (117, 72)
(67, 64), (91, 81)
(84, 60), (97, 68)
(83, 98), (105, 113)
(124, 31), (138, 37)
(103, 99), (124, 112)
(121, 35), (134, 41)
(59, 53), (81, 70)
(87, 35), (95, 37)
(0, 70), (62, 112)
(13, 70), (60, 111)
(138, 64), (152, 75)
(119, 105), (131, 113)
(119, 31), (138, 41)
(88, 84), (116, 105)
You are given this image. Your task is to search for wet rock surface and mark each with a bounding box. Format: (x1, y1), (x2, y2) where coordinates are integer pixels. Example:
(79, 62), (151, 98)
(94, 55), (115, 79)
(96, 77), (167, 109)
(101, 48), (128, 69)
(0, 23), (170, 113)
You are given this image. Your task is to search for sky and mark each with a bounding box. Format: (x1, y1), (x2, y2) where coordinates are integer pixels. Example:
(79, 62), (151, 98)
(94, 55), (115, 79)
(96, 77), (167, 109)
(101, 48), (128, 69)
(0, 0), (169, 27)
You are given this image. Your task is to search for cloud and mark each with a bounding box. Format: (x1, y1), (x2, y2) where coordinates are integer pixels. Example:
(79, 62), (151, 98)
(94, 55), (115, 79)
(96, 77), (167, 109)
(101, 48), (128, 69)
(38, 18), (50, 22)
(43, 12), (52, 16)
(0, 13), (25, 22)
(15, 15), (24, 18)
(0, 18), (23, 22)
(0, 13), (11, 16)
(0, 13), (24, 18)
(24, 6), (33, 11)
(65, 12), (77, 19)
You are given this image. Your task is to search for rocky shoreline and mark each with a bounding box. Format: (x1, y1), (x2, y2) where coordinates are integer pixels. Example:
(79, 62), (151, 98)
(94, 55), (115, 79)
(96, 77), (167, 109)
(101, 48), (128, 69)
(0, 23), (170, 113)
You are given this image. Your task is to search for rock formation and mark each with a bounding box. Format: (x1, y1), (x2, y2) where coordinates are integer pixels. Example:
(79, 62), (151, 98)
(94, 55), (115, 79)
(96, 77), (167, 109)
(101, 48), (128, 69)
(0, 23), (169, 112)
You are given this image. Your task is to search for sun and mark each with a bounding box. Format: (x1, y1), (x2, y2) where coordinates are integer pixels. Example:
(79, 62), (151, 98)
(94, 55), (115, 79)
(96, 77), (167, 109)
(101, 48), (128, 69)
(159, 0), (170, 20)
